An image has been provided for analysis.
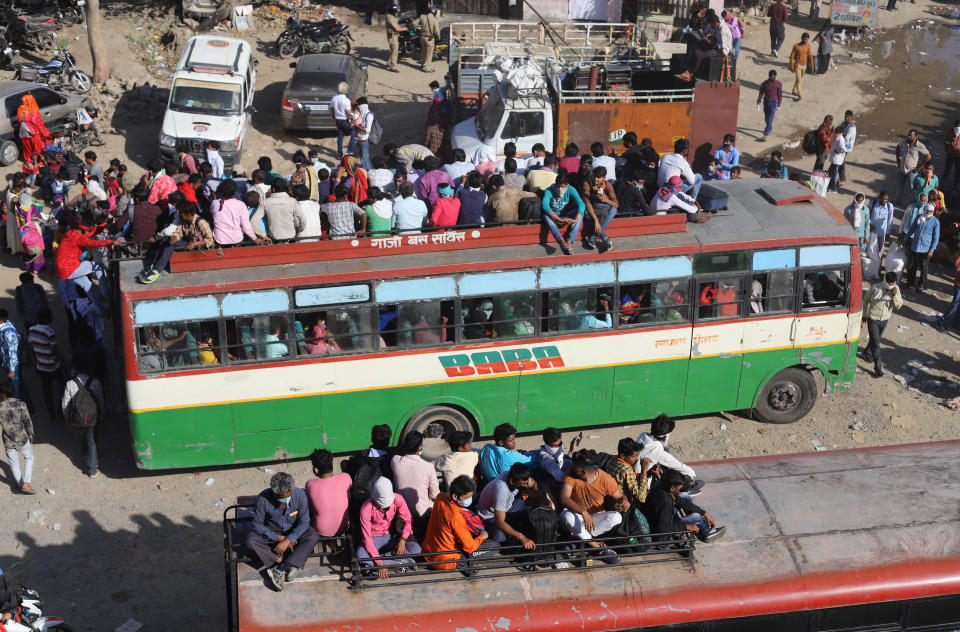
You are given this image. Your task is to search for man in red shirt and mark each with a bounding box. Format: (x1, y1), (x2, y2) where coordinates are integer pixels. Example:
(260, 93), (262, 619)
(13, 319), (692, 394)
(814, 114), (834, 170)
(757, 70), (783, 139)
(55, 221), (114, 316)
(767, 0), (789, 57)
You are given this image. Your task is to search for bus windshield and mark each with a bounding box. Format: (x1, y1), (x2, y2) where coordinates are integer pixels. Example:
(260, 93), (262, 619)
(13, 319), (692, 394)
(169, 78), (242, 115)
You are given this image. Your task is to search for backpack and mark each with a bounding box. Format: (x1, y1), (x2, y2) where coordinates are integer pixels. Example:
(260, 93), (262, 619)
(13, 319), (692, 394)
(802, 129), (818, 155)
(367, 115), (383, 145)
(346, 453), (386, 503)
(518, 196), (541, 223)
(66, 376), (100, 428)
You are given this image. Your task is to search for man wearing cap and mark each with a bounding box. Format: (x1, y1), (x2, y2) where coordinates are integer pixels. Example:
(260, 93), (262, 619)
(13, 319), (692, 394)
(246, 472), (320, 592)
(356, 477), (422, 578)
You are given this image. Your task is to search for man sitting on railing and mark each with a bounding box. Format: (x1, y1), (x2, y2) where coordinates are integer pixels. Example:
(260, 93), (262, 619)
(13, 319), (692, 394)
(138, 202), (213, 284)
(356, 477), (422, 579)
(247, 472), (321, 592)
(645, 469), (726, 545)
(559, 451), (626, 564)
(422, 475), (497, 570)
(476, 462), (540, 549)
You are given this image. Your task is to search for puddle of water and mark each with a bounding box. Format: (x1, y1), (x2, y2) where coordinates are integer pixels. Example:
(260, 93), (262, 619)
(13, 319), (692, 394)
(854, 20), (960, 144)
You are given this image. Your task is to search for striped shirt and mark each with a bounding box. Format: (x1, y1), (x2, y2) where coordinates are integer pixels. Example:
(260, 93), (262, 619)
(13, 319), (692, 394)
(27, 324), (59, 373)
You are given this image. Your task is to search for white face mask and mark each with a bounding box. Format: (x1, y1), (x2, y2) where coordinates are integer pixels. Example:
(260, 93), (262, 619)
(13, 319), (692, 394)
(885, 283), (896, 291)
(456, 496), (472, 508)
(954, 127), (960, 136)
(708, 165), (717, 173)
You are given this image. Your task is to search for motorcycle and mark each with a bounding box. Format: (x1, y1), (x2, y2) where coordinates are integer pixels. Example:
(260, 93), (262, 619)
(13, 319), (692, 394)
(57, 0), (85, 25)
(13, 50), (91, 93)
(55, 104), (103, 153)
(0, 569), (73, 631)
(1, 38), (18, 69)
(397, 12), (447, 63)
(276, 14), (352, 58)
(2, 6), (60, 52)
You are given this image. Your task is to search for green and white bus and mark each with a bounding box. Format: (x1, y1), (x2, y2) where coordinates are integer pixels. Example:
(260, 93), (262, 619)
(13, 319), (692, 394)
(118, 179), (861, 469)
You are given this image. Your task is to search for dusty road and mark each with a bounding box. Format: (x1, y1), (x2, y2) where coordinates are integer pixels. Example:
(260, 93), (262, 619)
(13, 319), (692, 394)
(0, 1), (958, 630)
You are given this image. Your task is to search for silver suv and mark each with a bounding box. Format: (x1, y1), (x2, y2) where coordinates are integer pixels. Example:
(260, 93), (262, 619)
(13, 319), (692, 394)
(0, 81), (94, 165)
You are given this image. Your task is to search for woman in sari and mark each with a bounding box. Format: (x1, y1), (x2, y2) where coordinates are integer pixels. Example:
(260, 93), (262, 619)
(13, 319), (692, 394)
(336, 155), (368, 204)
(17, 95), (52, 159)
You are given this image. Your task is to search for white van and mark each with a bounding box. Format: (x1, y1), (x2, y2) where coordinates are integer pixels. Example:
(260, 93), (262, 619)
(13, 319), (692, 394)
(158, 35), (257, 170)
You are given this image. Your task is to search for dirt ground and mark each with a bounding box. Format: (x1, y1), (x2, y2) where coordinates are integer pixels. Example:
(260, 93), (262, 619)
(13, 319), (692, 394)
(0, 1), (959, 629)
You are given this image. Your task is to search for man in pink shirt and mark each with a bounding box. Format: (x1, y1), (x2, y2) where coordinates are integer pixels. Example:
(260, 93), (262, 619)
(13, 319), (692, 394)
(356, 477), (421, 579)
(391, 431), (440, 536)
(305, 449), (352, 537)
(415, 156), (454, 206)
(210, 179), (264, 246)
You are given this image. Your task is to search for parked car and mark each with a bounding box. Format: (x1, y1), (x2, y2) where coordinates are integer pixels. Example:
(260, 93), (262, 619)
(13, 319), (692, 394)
(280, 53), (367, 133)
(182, 0), (221, 18)
(0, 80), (93, 165)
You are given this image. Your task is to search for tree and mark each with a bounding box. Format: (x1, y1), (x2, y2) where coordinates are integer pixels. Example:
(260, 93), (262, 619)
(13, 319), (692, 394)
(86, 0), (109, 83)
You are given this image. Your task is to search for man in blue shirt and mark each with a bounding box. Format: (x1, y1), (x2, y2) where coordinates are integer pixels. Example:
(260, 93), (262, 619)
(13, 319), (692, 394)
(246, 472), (320, 592)
(713, 134), (740, 180)
(479, 423), (535, 482)
(902, 204), (940, 293)
(869, 191), (895, 255)
(542, 172), (586, 255)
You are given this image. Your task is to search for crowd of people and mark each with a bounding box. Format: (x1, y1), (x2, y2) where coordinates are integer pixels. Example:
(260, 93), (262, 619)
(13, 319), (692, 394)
(247, 418), (724, 590)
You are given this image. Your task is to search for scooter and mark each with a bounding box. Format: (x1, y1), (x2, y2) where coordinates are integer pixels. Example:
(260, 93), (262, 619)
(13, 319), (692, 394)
(56, 104), (103, 153)
(0, 569), (73, 631)
(13, 50), (91, 93)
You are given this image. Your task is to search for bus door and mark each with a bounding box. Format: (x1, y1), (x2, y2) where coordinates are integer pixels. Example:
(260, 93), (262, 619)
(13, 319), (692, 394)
(738, 249), (801, 409)
(684, 252), (749, 414)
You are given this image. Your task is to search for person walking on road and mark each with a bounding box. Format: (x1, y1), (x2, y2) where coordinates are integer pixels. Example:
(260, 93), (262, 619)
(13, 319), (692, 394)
(815, 20), (834, 74)
(838, 110), (857, 184)
(384, 4), (403, 73)
(894, 130), (931, 206)
(62, 356), (104, 478)
(813, 115), (833, 170)
(757, 70), (783, 140)
(767, 0), (789, 57)
(0, 377), (36, 494)
(789, 33), (814, 100)
(862, 272), (903, 378)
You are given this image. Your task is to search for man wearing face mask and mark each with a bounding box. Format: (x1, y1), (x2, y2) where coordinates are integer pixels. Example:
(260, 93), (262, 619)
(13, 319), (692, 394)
(713, 134), (740, 180)
(902, 203), (940, 294)
(843, 193), (869, 252)
(247, 472), (320, 592)
(356, 477), (421, 578)
(422, 475), (497, 569)
(862, 272), (903, 378)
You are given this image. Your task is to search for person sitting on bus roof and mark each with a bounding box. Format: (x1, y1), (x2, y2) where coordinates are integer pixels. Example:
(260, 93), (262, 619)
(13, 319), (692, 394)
(356, 477), (422, 578)
(658, 139), (702, 200)
(534, 427), (581, 484)
(416, 156), (455, 206)
(246, 472), (321, 592)
(645, 468), (726, 544)
(477, 462), (540, 547)
(525, 154), (558, 193)
(177, 173), (202, 206)
(456, 172), (487, 227)
(542, 171), (586, 256)
(442, 148), (474, 184)
(392, 431), (440, 537)
(636, 415), (703, 496)
(608, 437), (653, 509)
(429, 184), (460, 230)
(138, 203), (212, 284)
(704, 157), (721, 181)
(762, 151), (789, 179)
(434, 431), (479, 490)
(391, 181), (428, 233)
(479, 423), (536, 482)
(614, 168), (652, 217)
(260, 178), (307, 243)
(582, 166), (618, 253)
(501, 158), (526, 191)
(651, 176), (709, 224)
(590, 142), (617, 181)
(210, 178), (264, 247)
(320, 184), (366, 240)
(559, 451), (625, 564)
(525, 143), (547, 172)
(487, 175), (537, 225)
(305, 448), (352, 538)
(422, 475), (498, 570)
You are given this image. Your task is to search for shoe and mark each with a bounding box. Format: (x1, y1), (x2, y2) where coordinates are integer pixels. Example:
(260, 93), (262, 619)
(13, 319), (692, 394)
(602, 238), (614, 252)
(88, 469), (100, 478)
(20, 482), (37, 495)
(771, 49), (778, 57)
(761, 134), (768, 141)
(582, 238), (596, 250)
(874, 366), (884, 378)
(686, 479), (706, 496)
(935, 321), (948, 334)
(553, 561), (574, 569)
(265, 566), (285, 591)
(140, 270), (161, 284)
(701, 525), (727, 543)
(558, 241), (571, 256)
(285, 567), (298, 582)
(591, 547), (620, 564)
(422, 67), (435, 73)
(387, 67), (399, 73)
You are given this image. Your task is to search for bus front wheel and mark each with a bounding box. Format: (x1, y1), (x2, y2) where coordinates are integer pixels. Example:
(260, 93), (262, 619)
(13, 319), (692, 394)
(753, 368), (817, 424)
(403, 406), (474, 461)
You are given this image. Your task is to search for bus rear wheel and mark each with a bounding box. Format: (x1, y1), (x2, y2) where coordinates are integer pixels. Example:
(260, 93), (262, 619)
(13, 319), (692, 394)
(402, 406), (473, 461)
(753, 368), (817, 424)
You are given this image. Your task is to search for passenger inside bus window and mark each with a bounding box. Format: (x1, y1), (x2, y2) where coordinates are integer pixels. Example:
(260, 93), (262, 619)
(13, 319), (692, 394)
(325, 307), (372, 352)
(463, 298), (495, 339)
(297, 312), (343, 356)
(395, 300), (454, 347)
(225, 316), (290, 361)
(619, 284), (652, 325)
(652, 281), (689, 322)
(546, 287), (614, 331)
(463, 294), (536, 339)
(751, 270), (796, 314)
(697, 279), (742, 320)
(801, 270), (845, 309)
(137, 326), (164, 372)
(158, 321), (220, 367)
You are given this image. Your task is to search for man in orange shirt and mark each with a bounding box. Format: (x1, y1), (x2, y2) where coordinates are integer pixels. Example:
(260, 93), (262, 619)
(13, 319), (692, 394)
(560, 451), (628, 564)
(789, 33), (814, 100)
(422, 475), (497, 570)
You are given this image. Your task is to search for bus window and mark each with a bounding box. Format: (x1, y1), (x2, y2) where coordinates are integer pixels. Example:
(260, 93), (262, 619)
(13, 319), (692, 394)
(463, 294), (536, 340)
(379, 300), (455, 348)
(697, 277), (743, 320)
(618, 283), (653, 325)
(694, 251), (749, 275)
(145, 321), (221, 369)
(801, 269), (847, 310)
(325, 307), (374, 352)
(226, 315), (290, 361)
(619, 280), (690, 324)
(297, 311), (343, 356)
(545, 287), (614, 332)
(750, 270), (796, 315)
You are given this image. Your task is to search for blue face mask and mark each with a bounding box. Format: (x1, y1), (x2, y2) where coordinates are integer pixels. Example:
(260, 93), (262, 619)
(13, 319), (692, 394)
(457, 496), (472, 508)
(278, 496), (292, 506)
